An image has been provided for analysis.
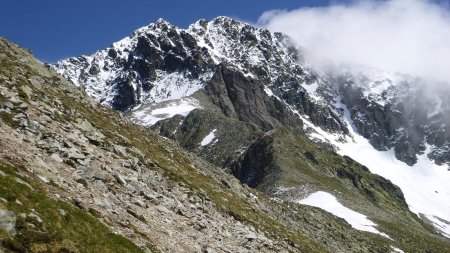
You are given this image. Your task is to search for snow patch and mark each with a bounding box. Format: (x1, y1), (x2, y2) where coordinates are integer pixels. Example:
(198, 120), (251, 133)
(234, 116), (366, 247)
(423, 214), (450, 238)
(131, 98), (200, 126)
(391, 246), (405, 253)
(298, 191), (389, 237)
(302, 81), (321, 101)
(428, 98), (442, 118)
(200, 129), (217, 146)
(147, 71), (213, 103)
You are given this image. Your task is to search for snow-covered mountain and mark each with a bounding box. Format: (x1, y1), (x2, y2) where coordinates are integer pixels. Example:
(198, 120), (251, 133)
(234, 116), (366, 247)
(54, 17), (450, 239)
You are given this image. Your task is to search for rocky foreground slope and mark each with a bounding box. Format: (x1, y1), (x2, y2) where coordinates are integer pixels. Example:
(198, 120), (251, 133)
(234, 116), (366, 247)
(4, 37), (449, 253)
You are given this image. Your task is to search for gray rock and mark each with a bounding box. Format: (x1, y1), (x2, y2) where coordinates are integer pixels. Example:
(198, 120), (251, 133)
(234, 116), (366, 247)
(18, 118), (28, 127)
(113, 144), (128, 157)
(77, 158), (91, 167)
(126, 184), (138, 194)
(3, 102), (13, 110)
(75, 177), (88, 187)
(28, 212), (43, 223)
(38, 175), (50, 184)
(9, 96), (23, 104)
(74, 197), (84, 209)
(74, 118), (95, 132)
(114, 173), (127, 186)
(244, 231), (257, 241)
(28, 76), (43, 88)
(19, 85), (33, 99)
(133, 199), (146, 208)
(93, 197), (117, 212)
(156, 205), (171, 214)
(202, 246), (218, 253)
(85, 132), (104, 146)
(13, 113), (26, 120)
(38, 114), (53, 124)
(50, 153), (63, 162)
(126, 208), (146, 222)
(17, 103), (28, 111)
(93, 172), (107, 182)
(58, 209), (67, 217)
(63, 148), (86, 160)
(0, 209), (16, 236)
(142, 192), (161, 205)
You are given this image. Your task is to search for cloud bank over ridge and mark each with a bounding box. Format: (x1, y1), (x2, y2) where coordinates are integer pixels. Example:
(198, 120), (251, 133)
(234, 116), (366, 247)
(259, 0), (450, 82)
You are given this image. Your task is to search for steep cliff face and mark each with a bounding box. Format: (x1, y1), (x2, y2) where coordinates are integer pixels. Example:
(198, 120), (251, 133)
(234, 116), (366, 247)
(330, 71), (450, 166)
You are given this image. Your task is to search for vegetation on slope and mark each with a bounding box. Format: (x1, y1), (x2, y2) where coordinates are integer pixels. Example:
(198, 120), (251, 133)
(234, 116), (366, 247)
(0, 162), (144, 253)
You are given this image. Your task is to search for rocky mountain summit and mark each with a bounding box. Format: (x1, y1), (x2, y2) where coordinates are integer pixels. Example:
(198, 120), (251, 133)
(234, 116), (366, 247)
(54, 17), (449, 167)
(53, 17), (341, 133)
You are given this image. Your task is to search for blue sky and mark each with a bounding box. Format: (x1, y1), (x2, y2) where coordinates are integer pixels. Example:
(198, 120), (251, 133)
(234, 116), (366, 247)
(1, 0), (333, 62)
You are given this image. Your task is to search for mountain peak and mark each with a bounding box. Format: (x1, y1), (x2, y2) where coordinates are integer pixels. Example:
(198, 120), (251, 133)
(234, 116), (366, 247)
(211, 15), (236, 24)
(154, 17), (174, 28)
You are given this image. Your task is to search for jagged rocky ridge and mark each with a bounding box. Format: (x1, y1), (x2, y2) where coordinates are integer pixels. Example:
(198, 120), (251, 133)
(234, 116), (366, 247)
(51, 17), (450, 247)
(54, 17), (449, 167)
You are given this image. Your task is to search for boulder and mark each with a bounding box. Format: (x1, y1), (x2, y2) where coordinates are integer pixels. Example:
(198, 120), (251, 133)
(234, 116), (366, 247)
(0, 209), (16, 236)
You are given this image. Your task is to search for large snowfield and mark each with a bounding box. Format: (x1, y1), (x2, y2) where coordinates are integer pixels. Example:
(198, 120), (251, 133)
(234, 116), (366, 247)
(303, 100), (450, 238)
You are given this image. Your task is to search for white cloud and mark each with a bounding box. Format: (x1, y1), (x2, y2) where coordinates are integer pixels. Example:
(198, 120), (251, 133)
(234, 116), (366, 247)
(259, 0), (450, 82)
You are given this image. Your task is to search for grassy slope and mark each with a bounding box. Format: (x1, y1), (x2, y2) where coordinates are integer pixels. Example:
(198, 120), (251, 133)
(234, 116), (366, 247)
(0, 162), (144, 253)
(250, 128), (450, 252)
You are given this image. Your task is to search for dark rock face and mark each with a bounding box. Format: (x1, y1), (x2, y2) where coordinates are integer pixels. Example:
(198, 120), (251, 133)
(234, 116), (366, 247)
(202, 67), (304, 132)
(230, 134), (277, 188)
(335, 75), (450, 165)
(269, 74), (349, 134)
(111, 74), (141, 111)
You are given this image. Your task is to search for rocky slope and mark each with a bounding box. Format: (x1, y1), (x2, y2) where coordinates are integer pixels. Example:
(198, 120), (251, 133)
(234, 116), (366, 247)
(6, 37), (450, 252)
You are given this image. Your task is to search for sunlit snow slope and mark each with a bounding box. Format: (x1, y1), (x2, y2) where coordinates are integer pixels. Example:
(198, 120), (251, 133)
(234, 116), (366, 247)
(301, 98), (450, 238)
(298, 191), (389, 237)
